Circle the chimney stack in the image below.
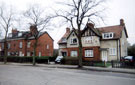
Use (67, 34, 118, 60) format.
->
(120, 19, 125, 26)
(12, 28, 18, 34)
(87, 23, 94, 28)
(66, 27, 70, 33)
(30, 25, 38, 35)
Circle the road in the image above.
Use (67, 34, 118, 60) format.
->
(0, 64, 135, 85)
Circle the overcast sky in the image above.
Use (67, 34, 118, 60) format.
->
(0, 0, 135, 48)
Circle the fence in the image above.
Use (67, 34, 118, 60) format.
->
(111, 60, 135, 68)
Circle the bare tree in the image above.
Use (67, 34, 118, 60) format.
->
(0, 4, 15, 64)
(55, 0, 106, 68)
(23, 4, 52, 66)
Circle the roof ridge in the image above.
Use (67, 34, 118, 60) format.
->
(96, 25, 120, 29)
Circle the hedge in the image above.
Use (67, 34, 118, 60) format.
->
(0, 56, 55, 63)
(61, 57, 79, 65)
(60, 57, 110, 67)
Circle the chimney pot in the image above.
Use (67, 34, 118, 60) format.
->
(30, 25, 38, 35)
(66, 27, 70, 33)
(120, 19, 125, 26)
(12, 28, 18, 33)
(87, 23, 94, 28)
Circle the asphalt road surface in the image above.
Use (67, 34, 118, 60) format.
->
(0, 64, 135, 85)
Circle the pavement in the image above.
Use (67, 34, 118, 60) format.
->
(0, 62, 135, 74)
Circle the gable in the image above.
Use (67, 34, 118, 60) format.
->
(38, 32, 54, 41)
(121, 27, 128, 39)
(82, 28, 99, 37)
(67, 30, 77, 39)
(122, 27, 128, 38)
(81, 25, 101, 37)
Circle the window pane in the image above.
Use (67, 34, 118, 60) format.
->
(85, 50, 93, 57)
(71, 51, 77, 57)
(20, 42, 22, 48)
(109, 48, 116, 55)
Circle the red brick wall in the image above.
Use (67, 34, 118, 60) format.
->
(3, 33, 53, 57)
(7, 39, 26, 56)
(61, 46, 101, 61)
(36, 33, 53, 56)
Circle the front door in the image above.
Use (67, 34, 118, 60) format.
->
(102, 51, 107, 61)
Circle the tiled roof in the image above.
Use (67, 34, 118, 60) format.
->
(58, 31, 70, 44)
(1, 31, 49, 41)
(58, 24, 127, 44)
(97, 25, 126, 39)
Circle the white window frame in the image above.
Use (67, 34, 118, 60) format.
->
(27, 52, 30, 56)
(102, 33, 114, 39)
(85, 37, 93, 43)
(70, 51, 78, 57)
(8, 43, 10, 49)
(70, 38, 77, 44)
(62, 38, 67, 42)
(46, 44, 49, 49)
(7, 52, 10, 56)
(19, 51, 23, 57)
(19, 42, 22, 48)
(39, 52, 41, 57)
(2, 43, 4, 49)
(27, 42, 31, 48)
(8, 33, 12, 38)
(18, 32, 22, 37)
(109, 48, 116, 56)
(85, 50, 94, 57)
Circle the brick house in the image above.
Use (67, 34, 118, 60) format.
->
(0, 25, 54, 57)
(58, 19, 128, 61)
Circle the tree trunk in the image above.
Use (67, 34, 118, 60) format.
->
(33, 39, 38, 66)
(4, 33, 8, 64)
(4, 41, 7, 64)
(78, 35, 83, 68)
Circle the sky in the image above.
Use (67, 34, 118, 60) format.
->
(0, 0, 135, 48)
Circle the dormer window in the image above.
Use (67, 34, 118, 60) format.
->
(61, 38, 67, 42)
(102, 33, 114, 39)
(18, 32, 22, 37)
(8, 33, 12, 38)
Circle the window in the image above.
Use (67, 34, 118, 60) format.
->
(27, 42, 31, 48)
(19, 42, 22, 48)
(61, 38, 66, 42)
(27, 52, 30, 56)
(85, 50, 93, 57)
(39, 52, 41, 57)
(46, 45, 49, 49)
(102, 33, 114, 39)
(85, 37, 93, 43)
(109, 48, 116, 55)
(7, 52, 10, 56)
(72, 33, 75, 36)
(8, 33, 12, 38)
(18, 32, 22, 37)
(1, 43, 4, 49)
(70, 38, 77, 44)
(19, 51, 23, 56)
(8, 43, 10, 49)
(70, 51, 77, 57)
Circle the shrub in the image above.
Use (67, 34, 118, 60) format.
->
(61, 57, 78, 65)
(0, 56, 52, 63)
